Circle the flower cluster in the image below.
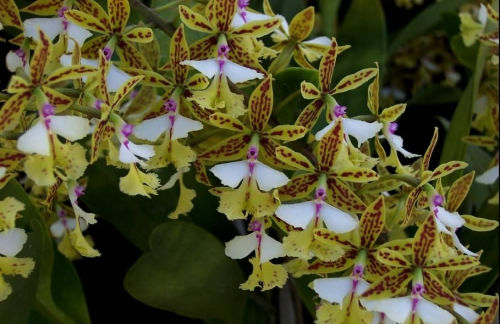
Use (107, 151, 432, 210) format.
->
(0, 0, 498, 323)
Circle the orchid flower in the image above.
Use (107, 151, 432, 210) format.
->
(23, 6, 92, 53)
(16, 101, 90, 187)
(181, 42, 264, 117)
(210, 139, 289, 220)
(0, 29, 97, 133)
(17, 102, 90, 157)
(361, 215, 479, 318)
(296, 38, 375, 130)
(476, 163, 499, 185)
(0, 197, 35, 302)
(315, 104, 383, 146)
(362, 274, 456, 324)
(300, 197, 399, 282)
(381, 121, 420, 159)
(275, 183, 358, 236)
(313, 253, 372, 324)
(263, 4, 332, 71)
(179, 0, 280, 71)
(134, 97, 203, 169)
(198, 75, 307, 171)
(273, 123, 382, 260)
(230, 0, 271, 28)
(64, 0, 154, 69)
(225, 219, 287, 291)
(424, 183, 498, 256)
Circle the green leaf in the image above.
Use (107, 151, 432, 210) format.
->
(333, 0, 387, 116)
(318, 0, 342, 37)
(0, 181, 76, 324)
(82, 161, 235, 251)
(124, 221, 247, 323)
(450, 34, 479, 70)
(292, 276, 316, 316)
(388, 0, 467, 56)
(273, 67, 318, 125)
(50, 251, 90, 324)
(439, 79, 474, 179)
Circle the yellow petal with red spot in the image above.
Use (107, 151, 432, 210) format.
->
(205, 0, 237, 32)
(278, 173, 318, 201)
(376, 248, 411, 268)
(367, 63, 380, 115)
(412, 214, 439, 266)
(326, 178, 366, 213)
(21, 0, 62, 15)
(275, 146, 315, 171)
(421, 127, 439, 173)
(361, 268, 413, 300)
(318, 38, 338, 92)
(359, 196, 385, 248)
(198, 133, 250, 162)
(0, 0, 22, 29)
(209, 112, 247, 132)
(7, 76, 31, 94)
(288, 6, 315, 41)
(116, 39, 151, 69)
(300, 81, 321, 100)
(65, 9, 110, 33)
(318, 120, 343, 172)
(379, 103, 406, 123)
(108, 0, 129, 33)
(330, 68, 377, 95)
(170, 25, 190, 85)
(265, 125, 307, 141)
(429, 161, 468, 181)
(123, 27, 153, 43)
(462, 214, 499, 231)
(422, 270, 456, 307)
(44, 65, 97, 86)
(30, 29, 53, 86)
(295, 98, 325, 129)
(179, 5, 214, 33)
(249, 76, 273, 132)
(330, 167, 379, 183)
(230, 17, 281, 37)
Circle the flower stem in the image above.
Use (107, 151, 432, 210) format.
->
(128, 0, 176, 36)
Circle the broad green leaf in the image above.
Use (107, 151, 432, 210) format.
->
(124, 221, 247, 323)
(388, 0, 467, 56)
(273, 67, 318, 125)
(333, 0, 386, 116)
(82, 161, 235, 251)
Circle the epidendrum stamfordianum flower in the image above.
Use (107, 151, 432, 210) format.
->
(0, 0, 498, 323)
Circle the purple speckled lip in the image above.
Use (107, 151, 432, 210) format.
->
(218, 44, 230, 58)
(103, 47, 112, 61)
(388, 122, 398, 134)
(249, 220, 262, 232)
(74, 185, 86, 199)
(164, 99, 177, 113)
(14, 48, 27, 66)
(432, 194, 444, 207)
(42, 103, 55, 118)
(333, 105, 347, 118)
(121, 123, 134, 138)
(315, 187, 326, 200)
